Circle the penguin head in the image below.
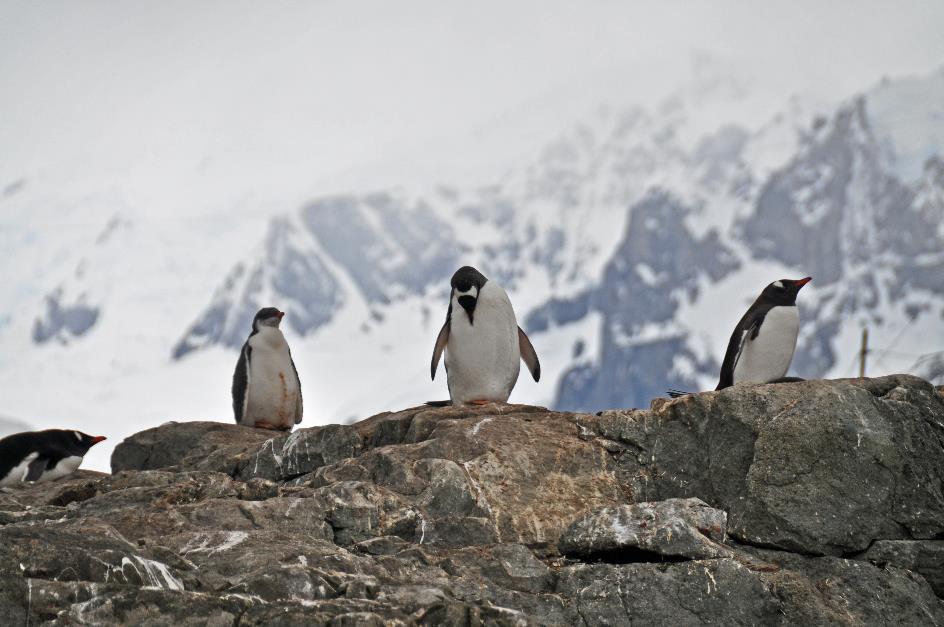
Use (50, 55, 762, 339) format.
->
(58, 430, 106, 455)
(760, 277, 812, 305)
(450, 266, 488, 325)
(252, 307, 285, 331)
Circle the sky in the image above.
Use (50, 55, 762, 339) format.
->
(2, 1, 944, 197)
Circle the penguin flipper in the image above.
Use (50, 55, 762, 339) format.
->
(431, 319, 450, 380)
(233, 343, 252, 424)
(24, 456, 49, 482)
(290, 355, 303, 424)
(518, 326, 541, 382)
(667, 389, 690, 398)
(717, 308, 768, 390)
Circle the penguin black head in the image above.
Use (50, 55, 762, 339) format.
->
(52, 430, 107, 455)
(72, 431, 107, 454)
(759, 277, 812, 306)
(450, 266, 488, 324)
(252, 307, 284, 331)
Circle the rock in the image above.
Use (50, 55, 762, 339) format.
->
(559, 498, 731, 561)
(861, 540, 944, 597)
(556, 558, 781, 625)
(236, 424, 363, 482)
(111, 421, 272, 475)
(595, 375, 944, 555)
(1, 377, 942, 623)
(744, 547, 944, 624)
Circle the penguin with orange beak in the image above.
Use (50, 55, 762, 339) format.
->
(0, 429, 106, 487)
(717, 277, 812, 390)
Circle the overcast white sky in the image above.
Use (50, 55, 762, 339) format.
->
(2, 0, 943, 195)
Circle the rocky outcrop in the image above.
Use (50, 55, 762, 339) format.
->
(1, 375, 943, 625)
(558, 498, 732, 561)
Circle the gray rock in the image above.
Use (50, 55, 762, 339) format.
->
(747, 547, 944, 624)
(595, 375, 944, 555)
(556, 559, 781, 626)
(111, 421, 272, 475)
(236, 423, 363, 481)
(861, 539, 944, 597)
(559, 498, 731, 561)
(4, 378, 944, 623)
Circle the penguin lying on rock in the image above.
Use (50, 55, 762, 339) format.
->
(232, 307, 303, 430)
(0, 429, 106, 487)
(429, 266, 540, 406)
(668, 277, 811, 398)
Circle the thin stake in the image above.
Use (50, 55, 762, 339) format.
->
(859, 327, 869, 378)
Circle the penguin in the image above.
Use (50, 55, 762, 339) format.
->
(430, 266, 540, 405)
(232, 307, 303, 430)
(0, 429, 106, 488)
(716, 277, 812, 390)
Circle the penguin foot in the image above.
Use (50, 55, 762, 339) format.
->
(254, 421, 282, 430)
(425, 400, 452, 407)
(469, 400, 493, 406)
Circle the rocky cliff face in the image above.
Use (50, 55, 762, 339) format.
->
(2, 375, 943, 625)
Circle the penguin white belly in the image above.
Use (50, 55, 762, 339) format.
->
(38, 456, 84, 483)
(446, 286, 520, 404)
(734, 306, 799, 384)
(244, 331, 300, 428)
(0, 452, 38, 487)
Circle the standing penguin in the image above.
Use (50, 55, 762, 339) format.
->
(716, 277, 812, 390)
(0, 429, 106, 487)
(232, 307, 303, 430)
(430, 266, 540, 405)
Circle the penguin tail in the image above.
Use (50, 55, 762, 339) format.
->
(666, 389, 691, 398)
(425, 400, 452, 407)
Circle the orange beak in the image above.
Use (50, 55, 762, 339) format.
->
(794, 277, 812, 288)
(91, 436, 107, 445)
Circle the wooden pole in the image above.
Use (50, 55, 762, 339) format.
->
(859, 327, 868, 378)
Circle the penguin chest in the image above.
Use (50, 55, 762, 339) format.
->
(445, 302, 520, 404)
(245, 335, 299, 427)
(734, 306, 800, 384)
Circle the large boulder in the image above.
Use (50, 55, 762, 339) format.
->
(0, 376, 942, 624)
(595, 375, 944, 555)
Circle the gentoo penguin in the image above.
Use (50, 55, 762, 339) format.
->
(430, 266, 540, 405)
(232, 307, 303, 430)
(0, 429, 106, 488)
(716, 277, 812, 390)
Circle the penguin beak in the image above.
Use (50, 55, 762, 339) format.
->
(91, 436, 107, 445)
(457, 295, 477, 324)
(276, 311, 285, 320)
(794, 277, 812, 288)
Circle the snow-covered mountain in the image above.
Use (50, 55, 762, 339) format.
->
(2, 65, 943, 471)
